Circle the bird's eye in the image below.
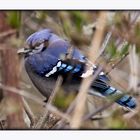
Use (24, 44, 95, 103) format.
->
(32, 44, 46, 53)
(34, 46, 40, 49)
(34, 45, 43, 50)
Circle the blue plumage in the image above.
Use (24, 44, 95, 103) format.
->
(24, 29, 136, 109)
(26, 29, 52, 47)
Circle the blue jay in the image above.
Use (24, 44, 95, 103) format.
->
(18, 29, 136, 109)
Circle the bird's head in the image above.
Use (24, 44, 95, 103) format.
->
(17, 29, 52, 57)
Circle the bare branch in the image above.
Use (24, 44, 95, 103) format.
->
(0, 83, 44, 106)
(83, 102, 114, 121)
(0, 82, 71, 127)
(52, 97, 77, 129)
(22, 97, 35, 126)
(33, 76, 63, 129)
(106, 52, 129, 75)
(45, 104, 71, 122)
(70, 12, 108, 129)
(0, 121, 4, 129)
(129, 45, 139, 92)
(98, 31, 112, 58)
(0, 29, 17, 39)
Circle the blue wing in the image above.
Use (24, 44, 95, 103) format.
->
(26, 29, 136, 109)
(26, 51, 59, 76)
(26, 50, 136, 109)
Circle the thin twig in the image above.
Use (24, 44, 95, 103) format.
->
(98, 31, 112, 58)
(0, 29, 17, 39)
(104, 12, 140, 76)
(106, 52, 129, 75)
(70, 12, 108, 129)
(46, 104, 71, 122)
(22, 97, 35, 126)
(83, 102, 113, 121)
(0, 82, 72, 126)
(0, 83, 45, 106)
(128, 45, 139, 92)
(48, 76, 63, 103)
(0, 121, 4, 129)
(52, 97, 77, 129)
(90, 114, 111, 121)
(33, 76, 63, 129)
(130, 12, 140, 25)
(83, 90, 136, 121)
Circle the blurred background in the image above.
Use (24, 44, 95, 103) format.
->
(0, 11, 140, 129)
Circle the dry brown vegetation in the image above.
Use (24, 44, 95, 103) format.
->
(0, 11, 140, 129)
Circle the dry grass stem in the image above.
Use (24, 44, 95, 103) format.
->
(0, 82, 71, 128)
(0, 121, 4, 129)
(0, 29, 17, 39)
(22, 97, 35, 126)
(83, 102, 114, 121)
(98, 31, 112, 58)
(45, 104, 71, 122)
(106, 52, 129, 75)
(52, 97, 77, 129)
(129, 45, 139, 92)
(33, 76, 63, 129)
(70, 12, 108, 129)
(0, 83, 44, 106)
(130, 12, 140, 25)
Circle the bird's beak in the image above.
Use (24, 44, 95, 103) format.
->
(17, 48, 30, 55)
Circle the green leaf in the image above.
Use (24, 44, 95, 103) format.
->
(53, 89, 76, 111)
(106, 109, 127, 129)
(71, 11, 85, 32)
(119, 43, 129, 57)
(6, 11, 21, 29)
(106, 40, 117, 58)
(135, 23, 140, 37)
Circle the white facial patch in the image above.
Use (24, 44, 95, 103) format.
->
(81, 67, 94, 78)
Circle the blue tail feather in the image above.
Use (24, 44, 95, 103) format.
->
(91, 79, 136, 109)
(102, 87, 136, 109)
